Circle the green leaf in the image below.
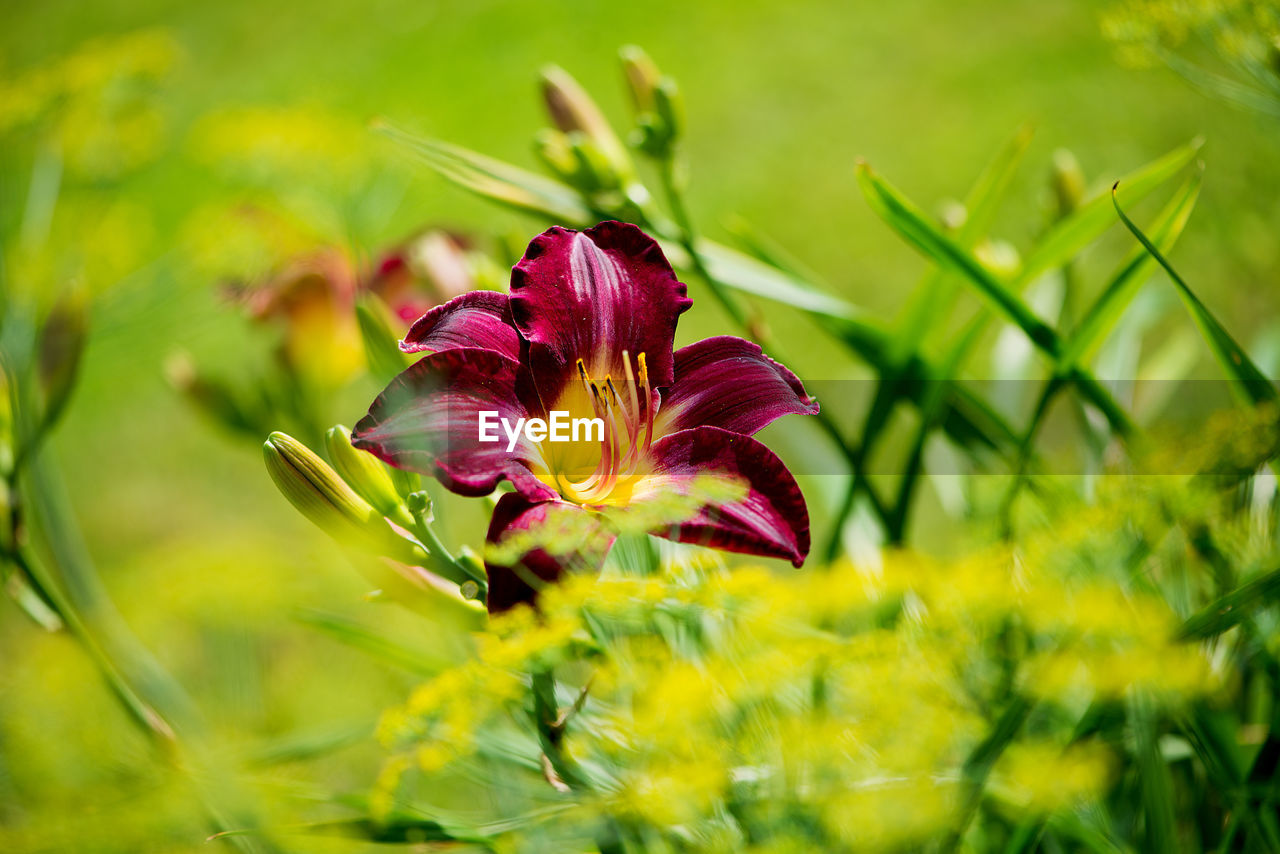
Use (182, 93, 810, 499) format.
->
(2, 568, 63, 631)
(354, 295, 410, 385)
(1112, 186, 1277, 406)
(375, 122, 593, 223)
(1131, 695, 1178, 854)
(244, 719, 372, 767)
(677, 239, 866, 321)
(1016, 139, 1203, 289)
(1178, 564, 1280, 640)
(896, 124, 1035, 352)
(295, 609, 454, 675)
(856, 162, 1139, 437)
(211, 815, 484, 846)
(1060, 170, 1202, 369)
(856, 161, 1060, 355)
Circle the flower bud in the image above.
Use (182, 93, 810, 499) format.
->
(1051, 149, 1086, 220)
(37, 287, 88, 427)
(619, 45, 660, 113)
(325, 424, 411, 527)
(405, 490, 433, 522)
(629, 75, 683, 159)
(264, 431, 425, 564)
(540, 65, 633, 179)
(653, 76, 683, 143)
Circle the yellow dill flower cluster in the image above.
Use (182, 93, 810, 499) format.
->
(0, 28, 180, 178)
(1102, 0, 1280, 75)
(189, 105, 373, 188)
(369, 518, 1220, 850)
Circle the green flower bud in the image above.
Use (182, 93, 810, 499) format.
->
(264, 431, 425, 564)
(1051, 149, 1086, 220)
(540, 65, 633, 179)
(405, 489, 433, 522)
(37, 287, 88, 429)
(653, 76, 683, 143)
(619, 45, 660, 113)
(325, 424, 411, 528)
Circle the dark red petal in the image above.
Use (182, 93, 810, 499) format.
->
(351, 348, 553, 501)
(640, 426, 810, 566)
(509, 221, 691, 397)
(484, 493, 615, 613)
(400, 290, 522, 361)
(656, 336, 819, 437)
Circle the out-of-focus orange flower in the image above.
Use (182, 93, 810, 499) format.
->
(241, 230, 480, 386)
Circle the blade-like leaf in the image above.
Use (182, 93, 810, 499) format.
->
(1016, 139, 1203, 288)
(355, 295, 410, 384)
(375, 122, 593, 223)
(295, 609, 454, 675)
(677, 239, 866, 320)
(858, 162, 1141, 437)
(857, 161, 1060, 355)
(1112, 185, 1277, 405)
(1178, 564, 1280, 640)
(897, 124, 1035, 356)
(244, 720, 372, 767)
(1060, 171, 1202, 369)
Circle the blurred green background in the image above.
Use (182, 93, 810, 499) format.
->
(2, 0, 1277, 849)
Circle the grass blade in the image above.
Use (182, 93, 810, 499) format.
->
(1112, 186, 1276, 405)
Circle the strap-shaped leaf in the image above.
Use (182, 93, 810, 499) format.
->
(1059, 171, 1202, 369)
(1112, 186, 1277, 405)
(897, 124, 1035, 355)
(376, 122, 593, 223)
(1015, 139, 1203, 289)
(857, 161, 1060, 355)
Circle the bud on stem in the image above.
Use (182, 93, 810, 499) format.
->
(540, 65, 634, 181)
(264, 431, 425, 565)
(325, 425, 413, 529)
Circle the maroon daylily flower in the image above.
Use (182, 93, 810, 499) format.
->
(352, 221, 818, 611)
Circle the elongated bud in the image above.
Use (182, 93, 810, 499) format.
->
(620, 45, 660, 113)
(264, 431, 425, 564)
(540, 65, 633, 178)
(1051, 149, 1085, 220)
(653, 77, 683, 142)
(37, 288, 88, 428)
(325, 424, 411, 527)
(629, 69, 683, 159)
